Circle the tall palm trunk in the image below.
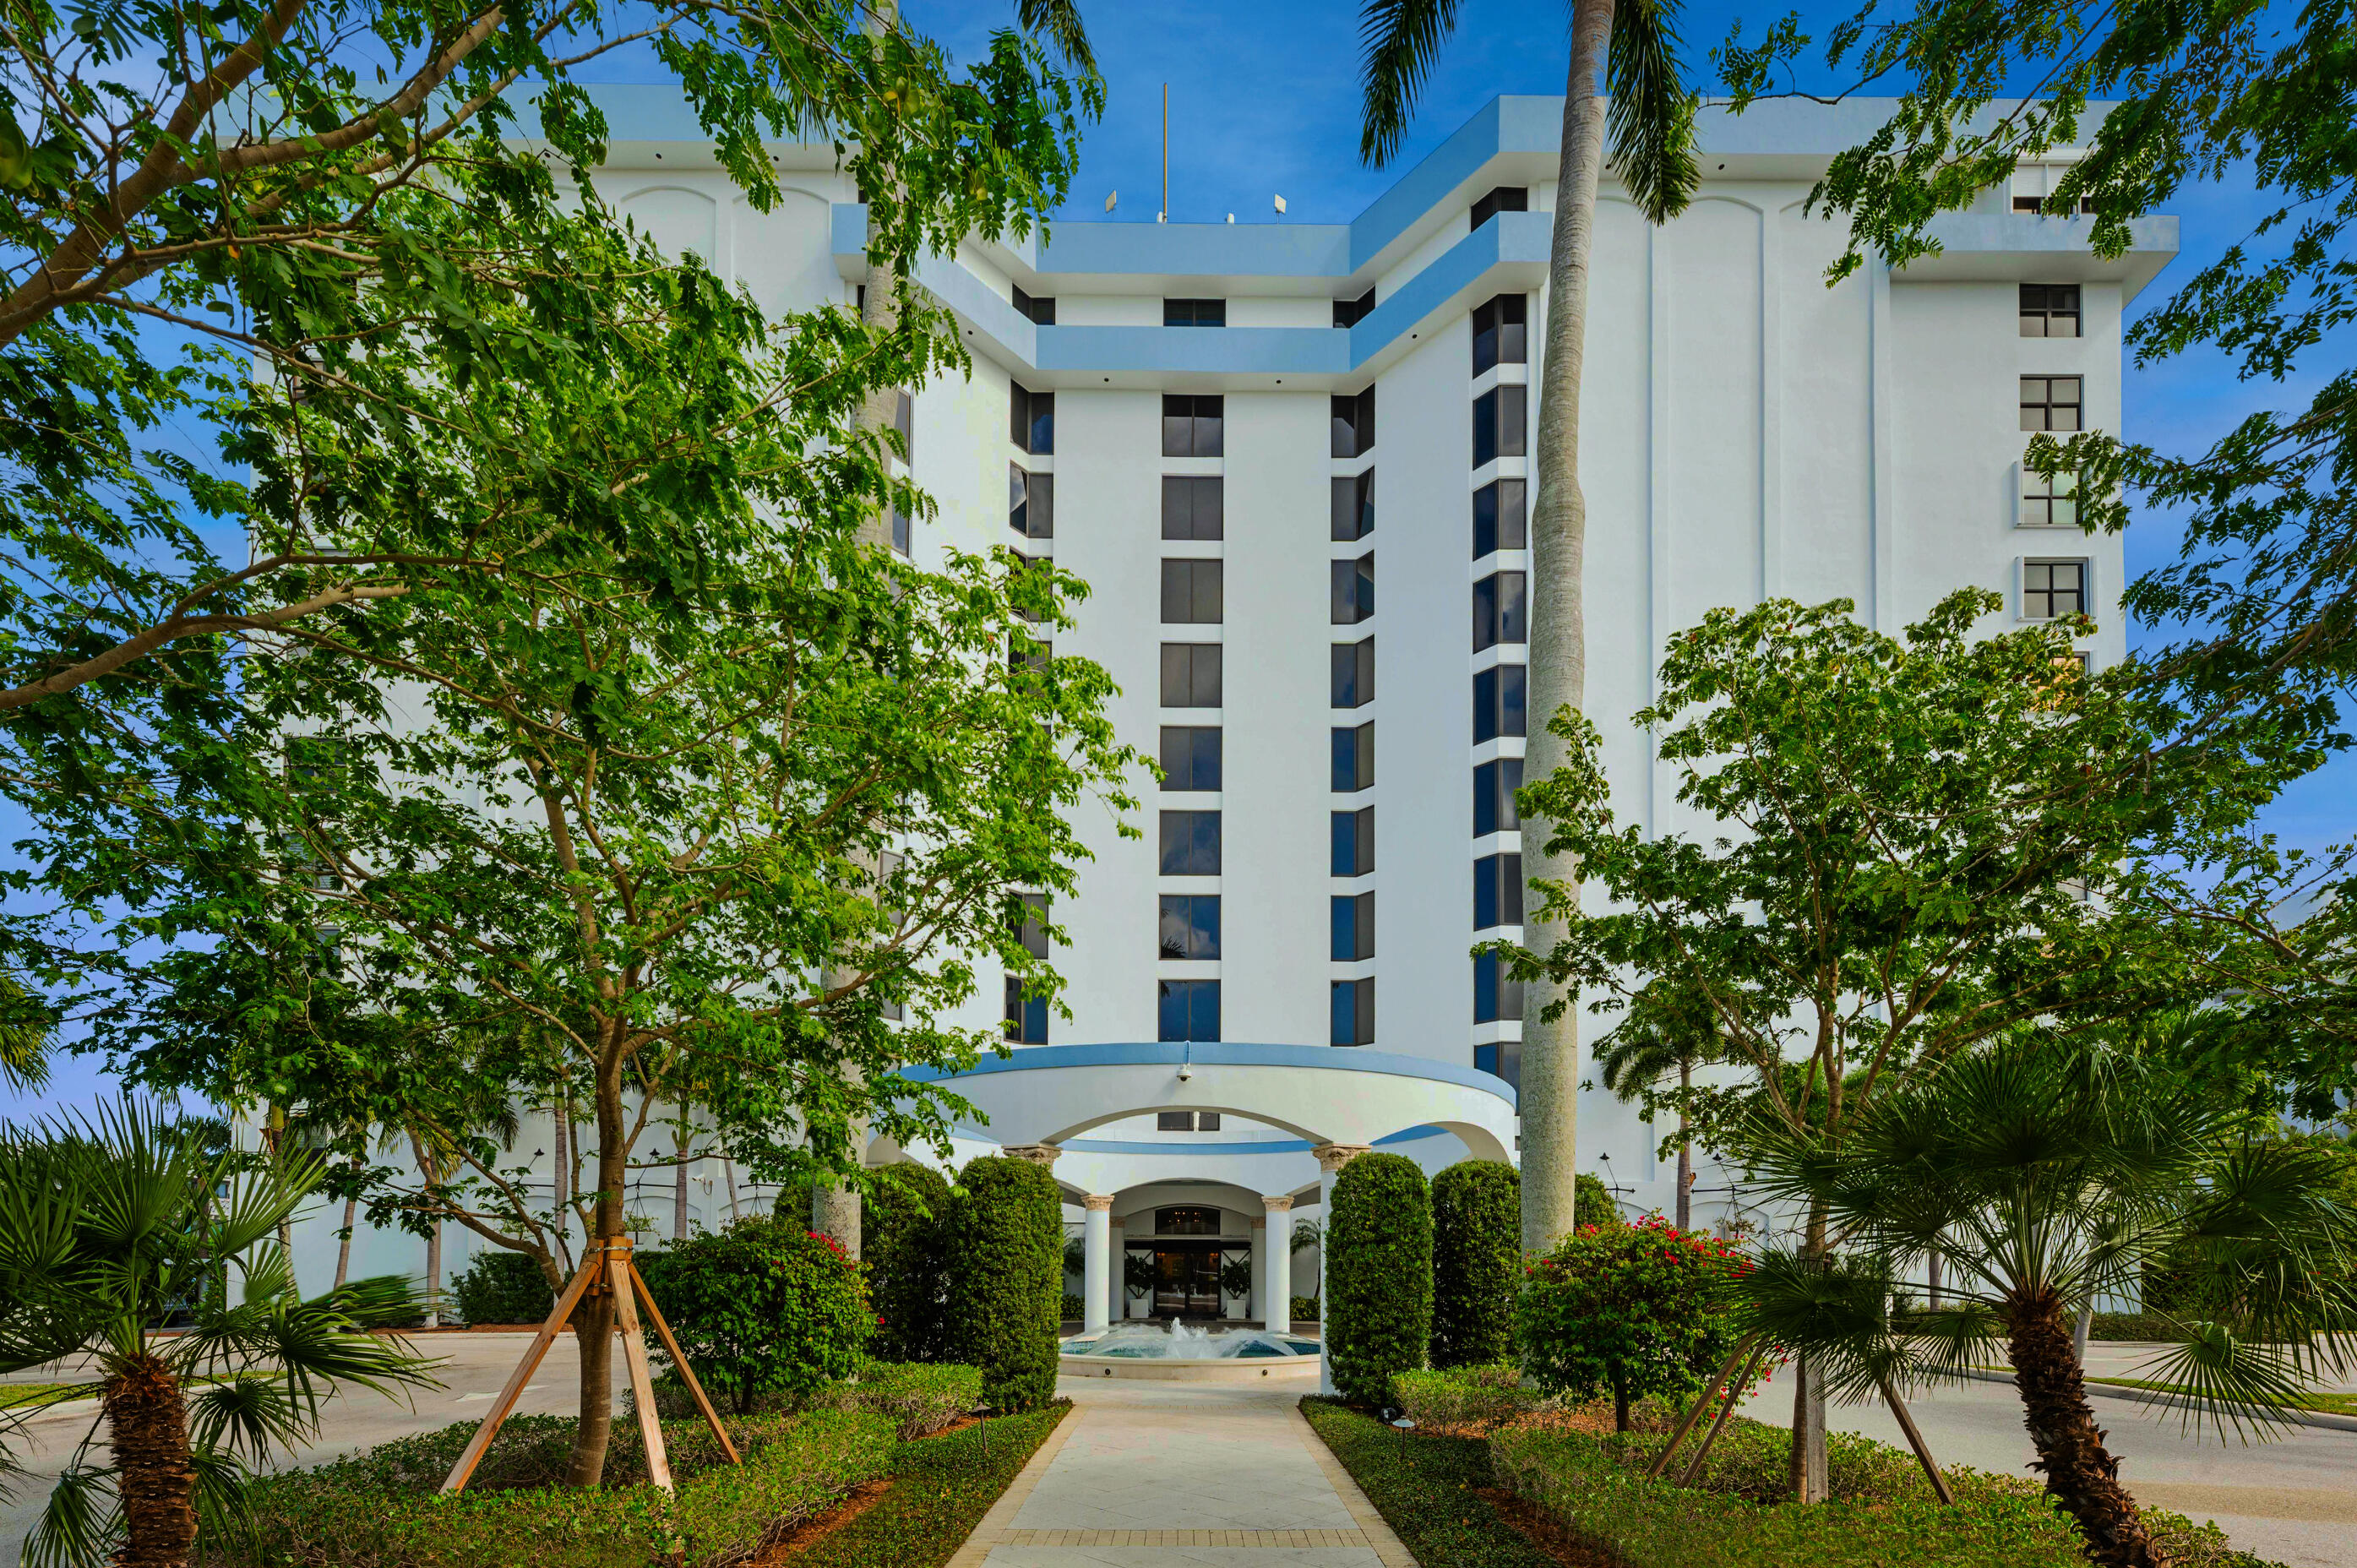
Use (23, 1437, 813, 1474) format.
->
(1521, 0, 1614, 1255)
(333, 1187, 357, 1292)
(413, 1135, 444, 1329)
(1674, 1059, 1692, 1230)
(2009, 1284, 2161, 1567)
(106, 1352, 198, 1568)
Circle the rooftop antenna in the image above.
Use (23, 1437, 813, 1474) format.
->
(1159, 83, 1168, 223)
(1105, 189, 1117, 212)
(1273, 193, 1287, 216)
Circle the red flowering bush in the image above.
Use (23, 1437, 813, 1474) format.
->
(639, 1214, 871, 1413)
(1516, 1217, 1749, 1431)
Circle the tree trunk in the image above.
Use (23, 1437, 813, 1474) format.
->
(722, 1156, 740, 1223)
(2074, 1294, 2095, 1364)
(1790, 1204, 1831, 1500)
(1613, 1373, 1630, 1434)
(334, 1190, 357, 1292)
(264, 1103, 293, 1260)
(553, 1089, 574, 1269)
(565, 1063, 629, 1488)
(106, 1353, 198, 1568)
(424, 1217, 443, 1329)
(1519, 0, 1613, 1257)
(673, 1112, 689, 1243)
(1928, 1247, 1943, 1309)
(2009, 1285, 2163, 1567)
(1674, 1061, 1692, 1231)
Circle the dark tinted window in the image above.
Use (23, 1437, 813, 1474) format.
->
(1157, 979, 1220, 1042)
(1331, 892, 1374, 961)
(1472, 294, 1527, 374)
(1160, 643, 1222, 707)
(1469, 186, 1528, 229)
(1473, 385, 1527, 467)
(1010, 891, 1049, 958)
(1474, 1039, 1521, 1086)
(1473, 758, 1524, 837)
(2021, 283, 2080, 338)
(1010, 465, 1053, 539)
(1159, 893, 1221, 959)
(1473, 951, 1523, 1023)
(2024, 558, 2089, 619)
(1164, 297, 1227, 326)
(1331, 722, 1374, 792)
(1472, 478, 1526, 558)
(1013, 285, 1056, 324)
(1161, 558, 1223, 623)
(1473, 664, 1527, 743)
(1331, 638, 1374, 708)
(1472, 572, 1527, 651)
(1162, 476, 1224, 541)
(1331, 976, 1374, 1046)
(1331, 471, 1374, 541)
(1159, 726, 1222, 790)
(1004, 977, 1048, 1043)
(1159, 810, 1222, 874)
(1331, 807, 1374, 876)
(1332, 553, 1375, 625)
(1010, 384, 1053, 454)
(1473, 852, 1524, 929)
(1331, 388, 1375, 458)
(1333, 287, 1376, 328)
(1162, 395, 1225, 457)
(1157, 1204, 1222, 1233)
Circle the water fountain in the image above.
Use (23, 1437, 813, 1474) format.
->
(1059, 1320, 1323, 1381)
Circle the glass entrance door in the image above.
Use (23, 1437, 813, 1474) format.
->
(1152, 1246, 1222, 1318)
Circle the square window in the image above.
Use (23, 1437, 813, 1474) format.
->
(1334, 288, 1375, 328)
(1331, 471, 1374, 541)
(1472, 294, 1527, 374)
(1162, 476, 1224, 541)
(1159, 810, 1222, 875)
(1157, 977, 1220, 1041)
(1473, 385, 1527, 467)
(2020, 283, 2081, 339)
(1160, 643, 1222, 707)
(1473, 852, 1524, 929)
(1331, 638, 1375, 709)
(1330, 891, 1374, 962)
(1164, 297, 1227, 327)
(1473, 951, 1523, 1024)
(2023, 558, 2088, 619)
(1331, 388, 1375, 458)
(1331, 807, 1374, 877)
(1474, 757, 1523, 837)
(1010, 384, 1053, 455)
(1330, 976, 1375, 1046)
(1159, 726, 1222, 791)
(1331, 721, 1374, 792)
(1159, 893, 1222, 960)
(1472, 478, 1526, 559)
(1331, 553, 1375, 624)
(1470, 185, 1528, 229)
(1472, 572, 1527, 651)
(1162, 394, 1225, 457)
(1004, 977, 1048, 1043)
(1473, 664, 1527, 743)
(1010, 465, 1053, 539)
(2021, 375, 2083, 433)
(2021, 460, 2079, 529)
(1160, 558, 1224, 623)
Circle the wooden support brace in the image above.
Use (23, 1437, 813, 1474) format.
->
(1679, 1340, 1770, 1488)
(630, 1260, 740, 1466)
(607, 1239, 675, 1492)
(441, 1251, 600, 1494)
(1875, 1371, 1956, 1505)
(1649, 1336, 1758, 1479)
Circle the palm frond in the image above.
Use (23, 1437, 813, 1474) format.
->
(1015, 0, 1097, 76)
(0, 973, 52, 1092)
(1606, 0, 1701, 222)
(188, 1443, 258, 1565)
(1357, 0, 1462, 168)
(2137, 1321, 2320, 1441)
(22, 1461, 119, 1568)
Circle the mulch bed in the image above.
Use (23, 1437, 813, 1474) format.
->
(753, 1478, 895, 1564)
(1475, 1484, 1619, 1568)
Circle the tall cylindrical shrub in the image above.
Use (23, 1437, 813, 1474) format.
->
(864, 1162, 955, 1362)
(1429, 1159, 1519, 1368)
(945, 1156, 1061, 1413)
(1325, 1151, 1432, 1406)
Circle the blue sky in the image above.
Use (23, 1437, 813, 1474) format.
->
(10, 0, 2348, 1117)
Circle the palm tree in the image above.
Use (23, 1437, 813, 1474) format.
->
(1730, 1034, 2357, 1568)
(0, 1100, 433, 1568)
(1594, 997, 1722, 1229)
(1357, 0, 1701, 1255)
(0, 970, 52, 1092)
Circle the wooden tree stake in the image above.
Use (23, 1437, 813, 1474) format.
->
(1678, 1340, 1769, 1487)
(1875, 1370, 1956, 1505)
(441, 1252, 600, 1494)
(630, 1260, 740, 1464)
(607, 1238, 674, 1491)
(1648, 1335, 1758, 1478)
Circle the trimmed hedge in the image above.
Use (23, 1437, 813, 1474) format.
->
(865, 1162, 955, 1362)
(1326, 1151, 1432, 1407)
(209, 1409, 894, 1568)
(446, 1252, 554, 1327)
(638, 1216, 869, 1413)
(945, 1156, 1062, 1413)
(781, 1402, 1071, 1568)
(1429, 1160, 1519, 1369)
(1290, 1295, 1319, 1322)
(820, 1361, 983, 1440)
(1391, 1364, 1537, 1434)
(1575, 1170, 1616, 1229)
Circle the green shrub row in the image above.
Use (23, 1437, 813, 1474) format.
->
(1391, 1364, 1537, 1434)
(639, 1216, 869, 1414)
(783, 1402, 1071, 1568)
(210, 1409, 895, 1568)
(1298, 1399, 1554, 1568)
(1289, 1295, 1319, 1321)
(445, 1252, 555, 1327)
(819, 1362, 983, 1440)
(1326, 1152, 1433, 1406)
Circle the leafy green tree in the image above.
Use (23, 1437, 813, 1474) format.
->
(1518, 1216, 1745, 1432)
(639, 1216, 869, 1415)
(0, 1101, 433, 1568)
(1325, 1151, 1433, 1405)
(1510, 587, 2316, 1495)
(1729, 1032, 2357, 1568)
(1429, 1159, 1520, 1368)
(1355, 0, 1701, 1255)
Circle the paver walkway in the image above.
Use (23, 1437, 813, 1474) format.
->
(950, 1372, 1416, 1568)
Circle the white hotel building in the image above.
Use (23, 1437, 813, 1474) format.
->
(302, 90, 2175, 1331)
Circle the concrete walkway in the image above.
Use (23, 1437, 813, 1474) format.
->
(950, 1371, 1414, 1568)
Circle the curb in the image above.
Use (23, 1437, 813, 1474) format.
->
(1957, 1369, 2357, 1433)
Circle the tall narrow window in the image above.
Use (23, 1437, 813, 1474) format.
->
(1159, 893, 1222, 959)
(1331, 807, 1374, 876)
(1331, 722, 1374, 792)
(1159, 810, 1222, 874)
(1162, 395, 1225, 457)
(1333, 287, 1375, 328)
(1158, 978, 1220, 1041)
(2020, 284, 2081, 338)
(1473, 758, 1523, 837)
(1010, 384, 1053, 454)
(1474, 1040, 1520, 1085)
(1331, 638, 1375, 709)
(2021, 376, 2082, 432)
(1163, 297, 1227, 327)
(1473, 664, 1527, 743)
(2023, 559, 2089, 619)
(1160, 644, 1222, 707)
(1009, 465, 1053, 539)
(1004, 978, 1048, 1043)
(1473, 386, 1527, 467)
(1331, 892, 1374, 961)
(891, 503, 911, 557)
(1331, 553, 1375, 625)
(1470, 186, 1528, 229)
(1472, 478, 1527, 559)
(1159, 726, 1222, 791)
(890, 390, 914, 468)
(1331, 388, 1375, 458)
(1472, 572, 1527, 651)
(1471, 294, 1527, 374)
(1330, 977, 1375, 1046)
(1472, 952, 1523, 1023)
(1331, 471, 1374, 541)
(1162, 476, 1224, 541)
(1473, 852, 1524, 929)
(1013, 285, 1056, 324)
(1160, 559, 1223, 623)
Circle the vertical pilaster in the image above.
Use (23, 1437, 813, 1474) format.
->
(1082, 1195, 1113, 1333)
(1260, 1193, 1293, 1327)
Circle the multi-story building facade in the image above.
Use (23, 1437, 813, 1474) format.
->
(297, 90, 2175, 1337)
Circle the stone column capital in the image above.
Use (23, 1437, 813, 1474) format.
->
(1262, 1193, 1294, 1213)
(1083, 1193, 1115, 1211)
(1312, 1142, 1372, 1174)
(1250, 1216, 1265, 1230)
(1002, 1143, 1062, 1167)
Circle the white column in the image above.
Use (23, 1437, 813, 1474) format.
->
(1260, 1195, 1293, 1327)
(1248, 1217, 1267, 1326)
(1312, 1145, 1369, 1395)
(1082, 1195, 1113, 1333)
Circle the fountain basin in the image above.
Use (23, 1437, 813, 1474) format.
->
(1059, 1322, 1323, 1381)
